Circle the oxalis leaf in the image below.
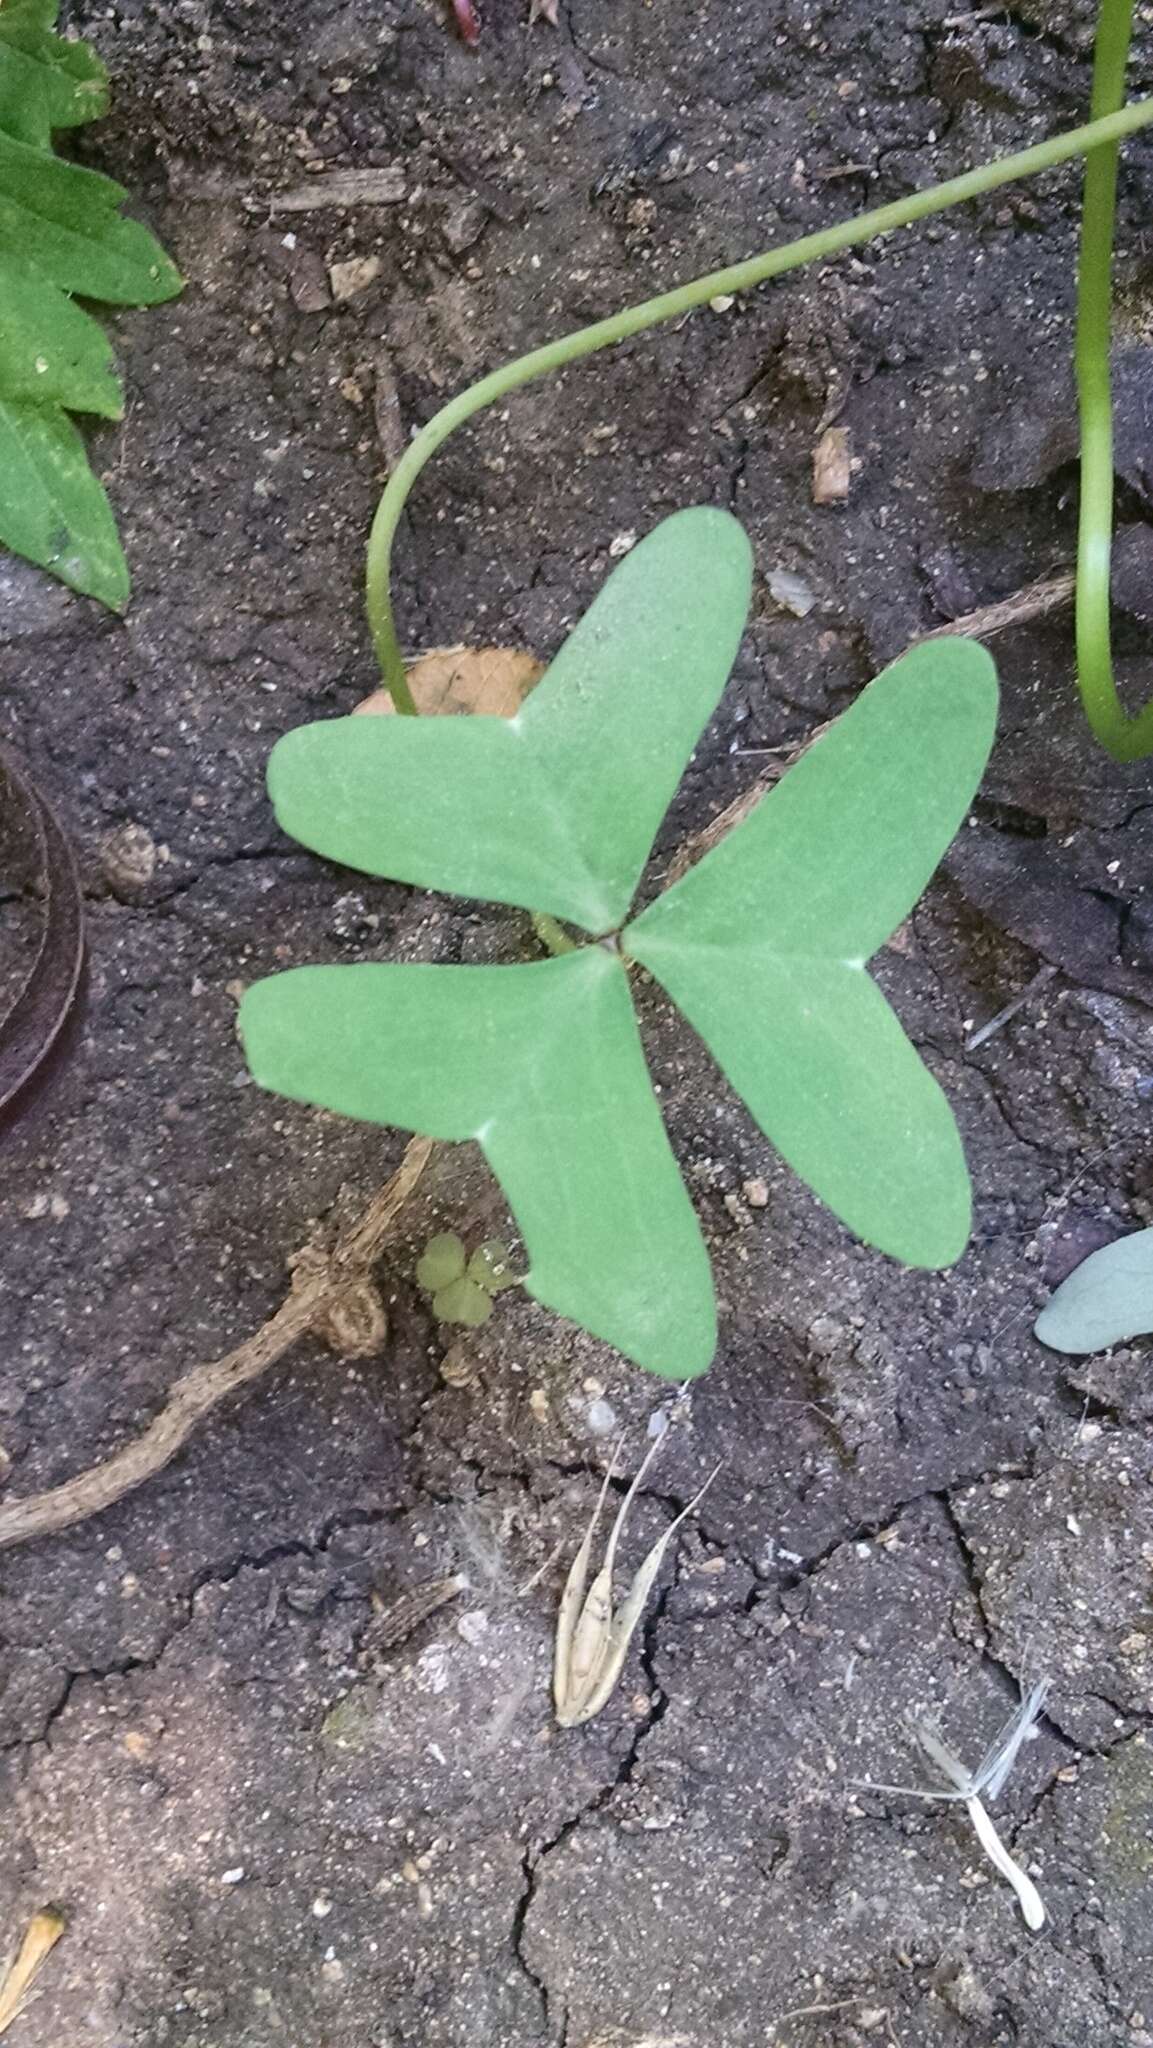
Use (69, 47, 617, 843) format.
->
(1034, 1230, 1153, 1353)
(242, 508, 999, 1379)
(0, 0, 181, 608)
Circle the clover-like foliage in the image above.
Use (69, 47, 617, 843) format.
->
(241, 509, 998, 1378)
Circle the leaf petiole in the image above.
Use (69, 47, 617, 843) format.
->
(365, 97, 1153, 709)
(1073, 0, 1153, 759)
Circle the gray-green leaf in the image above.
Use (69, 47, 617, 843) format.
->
(1034, 1229, 1153, 1353)
(242, 514, 998, 1375)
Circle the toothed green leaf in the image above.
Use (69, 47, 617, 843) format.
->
(0, 0, 108, 147)
(0, 1, 181, 608)
(0, 399, 128, 607)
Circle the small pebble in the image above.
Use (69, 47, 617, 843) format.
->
(329, 255, 381, 301)
(587, 1398, 617, 1436)
(220, 1868, 245, 1885)
(100, 821, 158, 899)
(767, 567, 817, 617)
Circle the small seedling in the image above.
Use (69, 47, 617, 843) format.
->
(415, 1231, 516, 1327)
(861, 1681, 1051, 1929)
(553, 1431, 719, 1728)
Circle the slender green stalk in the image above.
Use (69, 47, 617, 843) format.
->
(367, 97, 1153, 712)
(1075, 0, 1153, 758)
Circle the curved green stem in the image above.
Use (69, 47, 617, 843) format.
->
(1074, 0, 1153, 759)
(367, 97, 1153, 712)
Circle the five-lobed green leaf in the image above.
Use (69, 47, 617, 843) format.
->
(242, 509, 999, 1379)
(0, 0, 181, 608)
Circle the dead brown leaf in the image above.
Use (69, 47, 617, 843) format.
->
(0, 1910, 66, 2036)
(354, 646, 544, 718)
(812, 424, 851, 504)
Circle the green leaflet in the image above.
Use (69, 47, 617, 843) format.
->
(627, 639, 998, 1266)
(0, 1, 180, 607)
(268, 508, 754, 930)
(243, 510, 999, 1378)
(242, 950, 716, 1377)
(1034, 1228, 1153, 1353)
(0, 400, 128, 608)
(0, 0, 107, 146)
(0, 248, 120, 416)
(0, 132, 180, 304)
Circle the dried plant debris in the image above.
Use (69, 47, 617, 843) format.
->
(359, 1575, 465, 1662)
(812, 424, 852, 504)
(268, 167, 405, 211)
(861, 1681, 1050, 1928)
(354, 645, 544, 719)
(0, 1908, 65, 2036)
(554, 1432, 718, 1728)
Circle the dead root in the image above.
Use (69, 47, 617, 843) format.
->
(0, 1137, 434, 1554)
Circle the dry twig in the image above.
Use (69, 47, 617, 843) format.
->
(920, 571, 1074, 643)
(0, 1138, 433, 1554)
